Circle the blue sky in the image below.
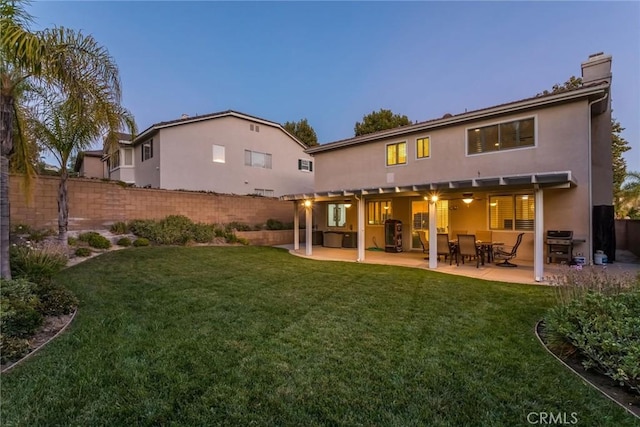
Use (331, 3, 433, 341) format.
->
(30, 1, 640, 169)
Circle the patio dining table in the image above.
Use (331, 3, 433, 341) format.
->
(449, 240, 504, 264)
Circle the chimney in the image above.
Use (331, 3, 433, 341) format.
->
(181, 113, 190, 119)
(581, 52, 612, 85)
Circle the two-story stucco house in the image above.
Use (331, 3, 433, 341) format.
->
(285, 53, 615, 282)
(76, 111, 315, 197)
(126, 110, 314, 197)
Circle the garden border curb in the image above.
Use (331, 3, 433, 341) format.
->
(534, 320, 639, 420)
(1, 308, 77, 374)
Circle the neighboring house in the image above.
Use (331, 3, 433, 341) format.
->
(284, 53, 614, 282)
(74, 132, 133, 181)
(73, 150, 104, 179)
(99, 111, 314, 197)
(105, 132, 135, 184)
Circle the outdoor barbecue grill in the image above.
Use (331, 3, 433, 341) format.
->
(546, 230, 575, 264)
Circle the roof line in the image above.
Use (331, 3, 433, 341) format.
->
(306, 82, 609, 154)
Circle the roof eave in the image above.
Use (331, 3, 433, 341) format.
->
(306, 83, 610, 154)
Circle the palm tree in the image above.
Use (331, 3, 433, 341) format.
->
(26, 90, 135, 245)
(1, 0, 133, 278)
(619, 171, 640, 219)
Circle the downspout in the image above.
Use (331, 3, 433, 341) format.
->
(587, 92, 608, 265)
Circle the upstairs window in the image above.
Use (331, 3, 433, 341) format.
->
(244, 150, 272, 169)
(123, 148, 133, 166)
(298, 159, 313, 172)
(254, 188, 274, 197)
(467, 117, 535, 155)
(386, 141, 407, 166)
(142, 139, 153, 161)
(212, 145, 225, 163)
(416, 136, 430, 159)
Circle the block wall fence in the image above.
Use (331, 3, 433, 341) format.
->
(9, 175, 295, 232)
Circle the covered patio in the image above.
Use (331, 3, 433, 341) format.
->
(281, 245, 640, 286)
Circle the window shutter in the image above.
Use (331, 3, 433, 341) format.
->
(298, 159, 302, 170)
(309, 161, 313, 172)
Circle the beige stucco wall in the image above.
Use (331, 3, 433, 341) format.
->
(150, 116, 314, 196)
(134, 133, 161, 188)
(79, 156, 104, 179)
(312, 103, 590, 192)
(309, 100, 602, 262)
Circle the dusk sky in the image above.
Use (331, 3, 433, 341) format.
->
(30, 1, 640, 170)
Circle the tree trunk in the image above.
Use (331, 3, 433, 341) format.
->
(1, 92, 15, 279)
(57, 169, 69, 247)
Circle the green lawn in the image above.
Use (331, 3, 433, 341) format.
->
(2, 246, 637, 426)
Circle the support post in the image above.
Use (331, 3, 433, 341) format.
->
(293, 201, 300, 251)
(428, 198, 438, 269)
(305, 201, 313, 256)
(357, 196, 365, 262)
(534, 187, 544, 282)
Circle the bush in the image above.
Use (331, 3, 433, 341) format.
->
(27, 228, 54, 243)
(150, 216, 191, 245)
(78, 231, 100, 242)
(117, 237, 132, 247)
(545, 273, 640, 394)
(191, 223, 215, 243)
(79, 232, 111, 249)
(67, 236, 78, 246)
(0, 279, 43, 339)
(34, 282, 78, 316)
(214, 226, 226, 238)
(74, 247, 92, 257)
(127, 219, 159, 240)
(11, 224, 32, 235)
(0, 335, 30, 364)
(133, 238, 150, 247)
(265, 219, 284, 230)
(10, 244, 68, 285)
(109, 221, 128, 234)
(225, 221, 252, 232)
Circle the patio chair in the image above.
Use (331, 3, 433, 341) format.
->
(436, 233, 454, 264)
(494, 233, 525, 267)
(417, 231, 429, 258)
(456, 234, 484, 268)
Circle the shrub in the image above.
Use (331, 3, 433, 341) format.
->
(27, 228, 54, 243)
(191, 223, 215, 243)
(225, 221, 252, 232)
(545, 290, 640, 395)
(75, 247, 92, 257)
(0, 335, 30, 364)
(117, 237, 132, 247)
(153, 215, 193, 245)
(78, 231, 100, 242)
(0, 279, 43, 339)
(133, 238, 150, 247)
(109, 221, 128, 234)
(67, 236, 78, 246)
(127, 219, 159, 240)
(34, 282, 78, 316)
(10, 244, 68, 285)
(78, 231, 113, 248)
(265, 219, 284, 230)
(214, 226, 226, 238)
(11, 224, 32, 235)
(236, 237, 250, 245)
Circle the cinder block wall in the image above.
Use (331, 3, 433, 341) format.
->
(10, 175, 294, 231)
